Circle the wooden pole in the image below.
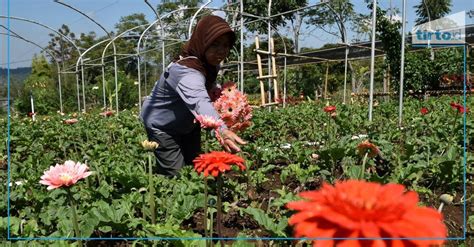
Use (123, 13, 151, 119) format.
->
(255, 36, 266, 105)
(271, 38, 279, 100)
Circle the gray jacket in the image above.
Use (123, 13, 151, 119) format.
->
(140, 62, 224, 135)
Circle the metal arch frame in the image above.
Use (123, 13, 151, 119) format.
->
(136, 8, 192, 111)
(54, 0, 119, 114)
(187, 0, 212, 38)
(101, 24, 150, 111)
(143, 0, 161, 95)
(0, 15, 83, 112)
(135, 5, 266, 110)
(368, 0, 377, 122)
(0, 30, 64, 113)
(75, 38, 111, 113)
(398, 0, 407, 126)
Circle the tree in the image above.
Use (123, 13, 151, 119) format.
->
(364, 3, 402, 91)
(238, 0, 307, 53)
(46, 24, 77, 66)
(414, 0, 452, 25)
(46, 24, 81, 112)
(154, 1, 211, 62)
(15, 55, 58, 114)
(305, 0, 356, 92)
(305, 0, 354, 46)
(115, 13, 149, 35)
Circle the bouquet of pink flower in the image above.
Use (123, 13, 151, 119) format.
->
(212, 81, 252, 132)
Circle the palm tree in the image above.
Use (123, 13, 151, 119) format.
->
(414, 0, 452, 25)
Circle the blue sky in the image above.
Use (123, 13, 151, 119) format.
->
(1, 0, 473, 68)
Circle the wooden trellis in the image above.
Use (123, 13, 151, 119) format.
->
(255, 36, 279, 106)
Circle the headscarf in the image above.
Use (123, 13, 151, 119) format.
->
(177, 15, 236, 89)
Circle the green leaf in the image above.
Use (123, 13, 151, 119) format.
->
(242, 207, 287, 237)
(99, 225, 112, 233)
(346, 165, 362, 179)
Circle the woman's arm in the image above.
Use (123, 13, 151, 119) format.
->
(175, 70, 246, 153)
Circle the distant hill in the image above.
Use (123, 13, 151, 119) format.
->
(0, 67, 31, 85)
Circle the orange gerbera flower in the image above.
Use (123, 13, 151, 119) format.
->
(286, 180, 446, 247)
(357, 140, 380, 158)
(193, 151, 245, 177)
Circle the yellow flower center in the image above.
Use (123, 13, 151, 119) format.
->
(59, 173, 73, 183)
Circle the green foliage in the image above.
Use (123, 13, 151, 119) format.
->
(15, 55, 58, 114)
(240, 0, 308, 34)
(241, 207, 287, 237)
(1, 95, 471, 243)
(371, 4, 402, 87)
(414, 0, 452, 25)
(305, 0, 355, 43)
(404, 47, 463, 90)
(93, 69, 138, 109)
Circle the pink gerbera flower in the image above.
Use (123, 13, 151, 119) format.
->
(213, 81, 252, 132)
(39, 160, 92, 190)
(195, 114, 224, 130)
(64, 118, 78, 125)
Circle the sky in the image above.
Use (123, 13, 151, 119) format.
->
(1, 0, 473, 69)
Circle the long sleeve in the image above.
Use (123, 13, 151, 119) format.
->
(140, 63, 227, 135)
(175, 69, 227, 131)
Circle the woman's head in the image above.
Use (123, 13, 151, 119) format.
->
(183, 15, 235, 63)
(205, 32, 233, 66)
(178, 15, 235, 86)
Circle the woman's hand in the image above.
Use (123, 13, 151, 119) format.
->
(220, 129, 246, 153)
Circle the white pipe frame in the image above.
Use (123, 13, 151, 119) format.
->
(136, 6, 271, 110)
(0, 15, 83, 112)
(75, 39, 111, 112)
(54, 0, 119, 113)
(101, 24, 150, 111)
(0, 31, 64, 113)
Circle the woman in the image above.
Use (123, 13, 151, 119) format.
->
(140, 15, 246, 176)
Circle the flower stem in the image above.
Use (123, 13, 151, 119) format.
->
(216, 175, 224, 247)
(210, 208, 214, 247)
(360, 152, 368, 180)
(67, 189, 83, 247)
(148, 154, 156, 225)
(204, 177, 209, 247)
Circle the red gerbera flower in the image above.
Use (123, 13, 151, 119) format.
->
(420, 107, 429, 115)
(357, 140, 380, 158)
(99, 110, 114, 117)
(323, 106, 336, 113)
(450, 102, 469, 114)
(193, 151, 245, 177)
(286, 180, 447, 247)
